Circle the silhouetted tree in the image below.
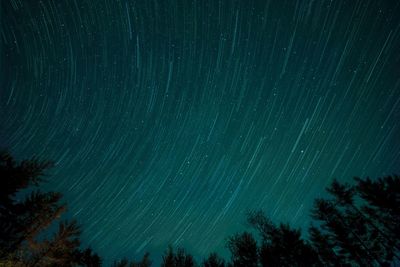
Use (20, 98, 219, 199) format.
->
(0, 151, 56, 256)
(0, 151, 101, 266)
(355, 176, 400, 242)
(112, 252, 152, 267)
(227, 232, 258, 267)
(263, 224, 320, 267)
(161, 246, 195, 267)
(162, 246, 175, 267)
(309, 225, 347, 267)
(28, 220, 81, 266)
(202, 252, 225, 267)
(113, 259, 131, 267)
(328, 178, 398, 255)
(310, 176, 400, 266)
(228, 175, 400, 266)
(74, 248, 102, 267)
(247, 211, 320, 267)
(3, 150, 399, 266)
(311, 198, 372, 265)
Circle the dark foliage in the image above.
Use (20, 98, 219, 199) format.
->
(161, 246, 195, 267)
(310, 176, 400, 266)
(240, 211, 320, 267)
(202, 253, 225, 267)
(74, 248, 102, 267)
(112, 252, 151, 267)
(227, 232, 258, 267)
(226, 175, 400, 267)
(0, 151, 101, 266)
(2, 151, 399, 267)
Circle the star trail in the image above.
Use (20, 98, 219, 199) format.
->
(1, 0, 400, 264)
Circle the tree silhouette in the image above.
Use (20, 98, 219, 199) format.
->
(227, 176, 400, 267)
(310, 176, 400, 266)
(161, 246, 196, 267)
(0, 151, 55, 256)
(246, 211, 320, 267)
(202, 252, 225, 267)
(309, 225, 347, 266)
(311, 198, 373, 265)
(2, 150, 399, 266)
(355, 176, 400, 242)
(227, 232, 258, 267)
(28, 220, 81, 266)
(74, 248, 102, 267)
(0, 151, 100, 266)
(112, 252, 152, 267)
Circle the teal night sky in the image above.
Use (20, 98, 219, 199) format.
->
(1, 0, 400, 264)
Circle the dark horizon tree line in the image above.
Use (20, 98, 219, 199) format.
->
(0, 151, 399, 266)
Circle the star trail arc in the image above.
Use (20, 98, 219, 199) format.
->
(1, 0, 400, 264)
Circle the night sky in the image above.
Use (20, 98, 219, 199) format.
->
(1, 0, 400, 264)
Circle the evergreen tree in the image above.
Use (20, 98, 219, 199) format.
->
(247, 211, 320, 267)
(355, 176, 400, 243)
(112, 252, 151, 267)
(3, 150, 399, 266)
(310, 176, 400, 266)
(229, 176, 400, 266)
(0, 151, 55, 256)
(311, 198, 373, 266)
(309, 225, 347, 267)
(27, 220, 81, 266)
(202, 253, 225, 267)
(161, 246, 195, 267)
(74, 248, 102, 267)
(0, 151, 101, 266)
(227, 232, 258, 267)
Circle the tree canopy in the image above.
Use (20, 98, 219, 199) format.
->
(0, 151, 101, 266)
(1, 151, 399, 266)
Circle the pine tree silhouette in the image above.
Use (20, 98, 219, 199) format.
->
(247, 211, 320, 267)
(161, 246, 195, 267)
(355, 176, 400, 239)
(227, 232, 258, 267)
(28, 220, 81, 266)
(112, 252, 151, 267)
(309, 225, 347, 266)
(310, 176, 400, 266)
(74, 248, 102, 267)
(3, 151, 399, 266)
(0, 151, 101, 266)
(202, 252, 225, 267)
